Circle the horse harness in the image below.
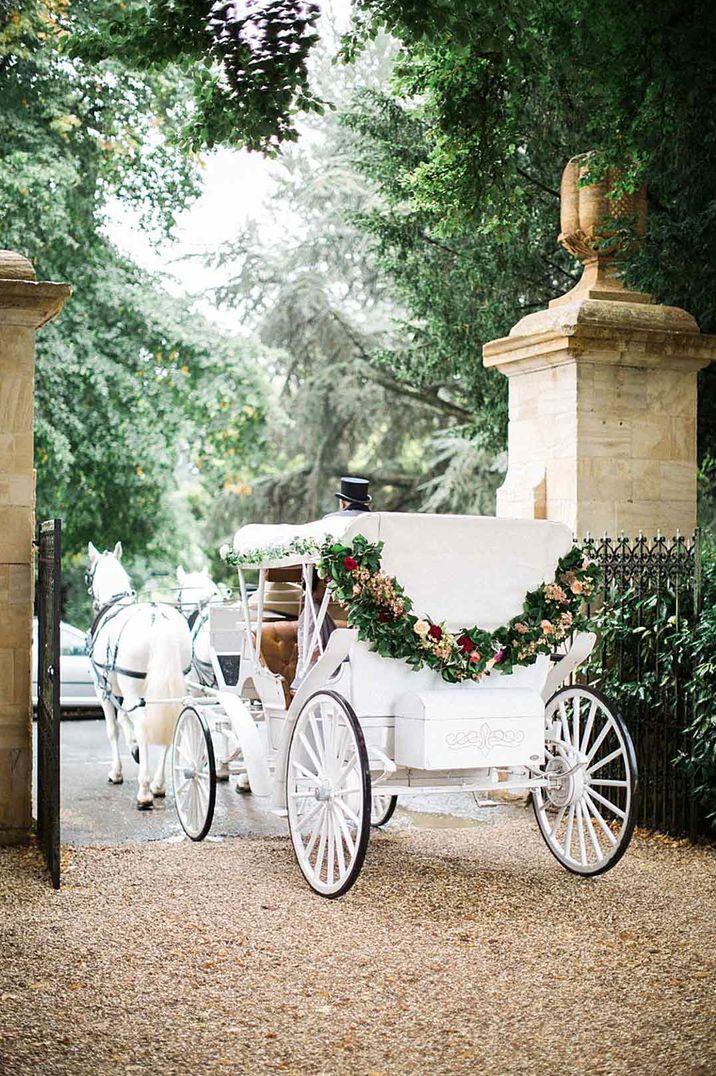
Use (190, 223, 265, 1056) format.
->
(87, 596, 192, 714)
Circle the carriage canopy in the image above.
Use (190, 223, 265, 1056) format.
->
(232, 512, 573, 631)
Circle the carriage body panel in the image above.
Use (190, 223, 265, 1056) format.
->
(173, 512, 637, 892)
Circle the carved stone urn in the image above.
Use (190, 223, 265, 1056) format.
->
(553, 153, 648, 305)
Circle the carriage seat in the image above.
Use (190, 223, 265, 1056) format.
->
(259, 622, 299, 698)
(258, 620, 348, 707)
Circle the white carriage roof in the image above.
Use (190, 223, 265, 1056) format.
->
(232, 512, 574, 628)
(341, 513, 574, 629)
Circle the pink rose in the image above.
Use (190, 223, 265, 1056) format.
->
(540, 619, 554, 635)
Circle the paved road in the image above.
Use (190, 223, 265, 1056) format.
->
(59, 719, 514, 846)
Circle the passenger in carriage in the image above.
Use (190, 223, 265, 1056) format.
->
(323, 475, 372, 518)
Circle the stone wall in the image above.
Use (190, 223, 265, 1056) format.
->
(0, 252, 69, 845)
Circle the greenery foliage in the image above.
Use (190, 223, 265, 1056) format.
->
(318, 534, 599, 683)
(1, 0, 269, 618)
(588, 544, 716, 833)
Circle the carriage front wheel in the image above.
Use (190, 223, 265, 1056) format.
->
(172, 705, 217, 841)
(533, 685, 638, 876)
(287, 691, 371, 898)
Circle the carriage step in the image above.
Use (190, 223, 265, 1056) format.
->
(270, 808, 288, 818)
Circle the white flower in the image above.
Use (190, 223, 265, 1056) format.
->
(413, 619, 430, 638)
(219, 544, 232, 561)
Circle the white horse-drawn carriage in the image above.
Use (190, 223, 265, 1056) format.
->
(170, 512, 637, 897)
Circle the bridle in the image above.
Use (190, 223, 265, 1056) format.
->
(85, 552, 134, 612)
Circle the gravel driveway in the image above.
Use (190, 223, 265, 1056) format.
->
(1, 810, 715, 1076)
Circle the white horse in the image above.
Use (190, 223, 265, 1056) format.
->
(176, 564, 221, 686)
(87, 542, 192, 809)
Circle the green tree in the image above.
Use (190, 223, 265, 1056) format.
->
(1, 0, 269, 617)
(72, 0, 716, 457)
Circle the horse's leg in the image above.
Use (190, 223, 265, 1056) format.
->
(102, 699, 123, 784)
(134, 723, 154, 810)
(116, 710, 139, 763)
(150, 744, 169, 798)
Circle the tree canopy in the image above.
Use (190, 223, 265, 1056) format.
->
(64, 0, 716, 460)
(1, 0, 269, 615)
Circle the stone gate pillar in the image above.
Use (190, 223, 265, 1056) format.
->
(483, 157, 716, 536)
(0, 251, 70, 845)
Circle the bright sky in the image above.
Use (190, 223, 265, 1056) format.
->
(104, 1, 353, 333)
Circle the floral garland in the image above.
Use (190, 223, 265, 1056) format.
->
(317, 535, 600, 683)
(220, 532, 600, 684)
(220, 537, 323, 568)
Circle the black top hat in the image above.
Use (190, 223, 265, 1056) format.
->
(335, 476, 371, 507)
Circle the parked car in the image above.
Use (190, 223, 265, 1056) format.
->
(32, 618, 98, 711)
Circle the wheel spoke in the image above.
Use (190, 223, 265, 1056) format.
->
(308, 713, 325, 762)
(326, 814, 336, 886)
(335, 750, 358, 787)
(585, 719, 612, 765)
(562, 802, 576, 859)
(334, 803, 356, 855)
(579, 700, 597, 754)
(589, 779, 627, 788)
(333, 808, 347, 875)
(584, 793, 618, 847)
(581, 798, 604, 862)
(299, 731, 323, 776)
(588, 747, 623, 776)
(291, 759, 319, 783)
(335, 796, 360, 827)
(304, 810, 324, 858)
(313, 813, 329, 880)
(549, 804, 567, 838)
(296, 800, 323, 835)
(572, 694, 580, 752)
(588, 786, 626, 820)
(576, 801, 587, 865)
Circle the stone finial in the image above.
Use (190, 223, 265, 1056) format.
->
(553, 154, 648, 306)
(0, 250, 36, 281)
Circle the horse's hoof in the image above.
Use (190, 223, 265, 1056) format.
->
(131, 746, 140, 764)
(136, 799, 154, 811)
(107, 774, 123, 785)
(150, 787, 166, 798)
(216, 771, 230, 783)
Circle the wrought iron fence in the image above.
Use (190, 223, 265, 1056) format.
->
(581, 531, 704, 840)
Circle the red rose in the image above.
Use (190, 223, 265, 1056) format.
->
(378, 610, 390, 622)
(457, 633, 475, 654)
(469, 651, 482, 664)
(428, 624, 442, 640)
(343, 555, 358, 571)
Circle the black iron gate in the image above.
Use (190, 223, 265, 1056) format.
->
(582, 531, 705, 840)
(36, 518, 61, 888)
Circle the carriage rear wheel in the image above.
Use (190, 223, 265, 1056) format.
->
(533, 685, 638, 876)
(287, 691, 371, 898)
(172, 705, 216, 841)
(370, 793, 398, 827)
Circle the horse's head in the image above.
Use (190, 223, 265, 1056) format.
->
(87, 541, 132, 609)
(176, 565, 221, 613)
